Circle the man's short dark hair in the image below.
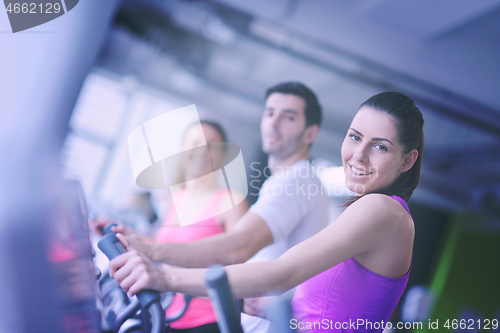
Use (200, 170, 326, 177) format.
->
(265, 82, 322, 127)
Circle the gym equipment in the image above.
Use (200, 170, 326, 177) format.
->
(264, 299, 297, 333)
(204, 266, 243, 333)
(204, 266, 297, 333)
(98, 233, 166, 333)
(99, 223, 193, 326)
(103, 223, 118, 236)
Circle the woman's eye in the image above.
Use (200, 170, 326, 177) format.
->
(374, 143, 388, 151)
(349, 134, 361, 141)
(286, 116, 294, 121)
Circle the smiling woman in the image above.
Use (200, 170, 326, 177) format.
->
(342, 107, 408, 196)
(343, 92, 424, 203)
(109, 91, 425, 333)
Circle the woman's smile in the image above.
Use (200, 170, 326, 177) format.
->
(342, 107, 406, 195)
(348, 164, 374, 177)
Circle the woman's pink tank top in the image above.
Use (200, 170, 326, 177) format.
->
(291, 195, 413, 332)
(155, 188, 227, 329)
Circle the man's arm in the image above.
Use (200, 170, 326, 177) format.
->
(134, 211, 273, 268)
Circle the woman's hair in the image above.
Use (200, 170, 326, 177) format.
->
(347, 91, 424, 204)
(199, 120, 227, 143)
(176, 120, 228, 186)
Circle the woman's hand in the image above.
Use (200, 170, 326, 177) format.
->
(109, 233, 169, 297)
(109, 224, 133, 236)
(110, 224, 155, 259)
(89, 216, 119, 235)
(243, 296, 273, 318)
(122, 230, 154, 259)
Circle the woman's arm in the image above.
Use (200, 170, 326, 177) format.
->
(110, 194, 409, 298)
(218, 194, 249, 232)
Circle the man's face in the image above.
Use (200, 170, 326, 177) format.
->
(260, 92, 308, 159)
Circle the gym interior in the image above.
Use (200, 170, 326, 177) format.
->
(1, 1, 499, 332)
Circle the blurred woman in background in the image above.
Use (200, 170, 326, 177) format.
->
(93, 120, 248, 333)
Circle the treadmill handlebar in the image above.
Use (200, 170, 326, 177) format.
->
(102, 223, 117, 235)
(97, 233, 165, 333)
(204, 266, 243, 333)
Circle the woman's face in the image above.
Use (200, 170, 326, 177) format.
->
(182, 124, 225, 177)
(341, 107, 410, 196)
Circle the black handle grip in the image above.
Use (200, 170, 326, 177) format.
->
(205, 266, 243, 333)
(97, 233, 161, 308)
(103, 223, 118, 235)
(265, 299, 297, 332)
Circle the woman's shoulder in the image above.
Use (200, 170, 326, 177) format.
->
(351, 193, 397, 207)
(347, 193, 411, 228)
